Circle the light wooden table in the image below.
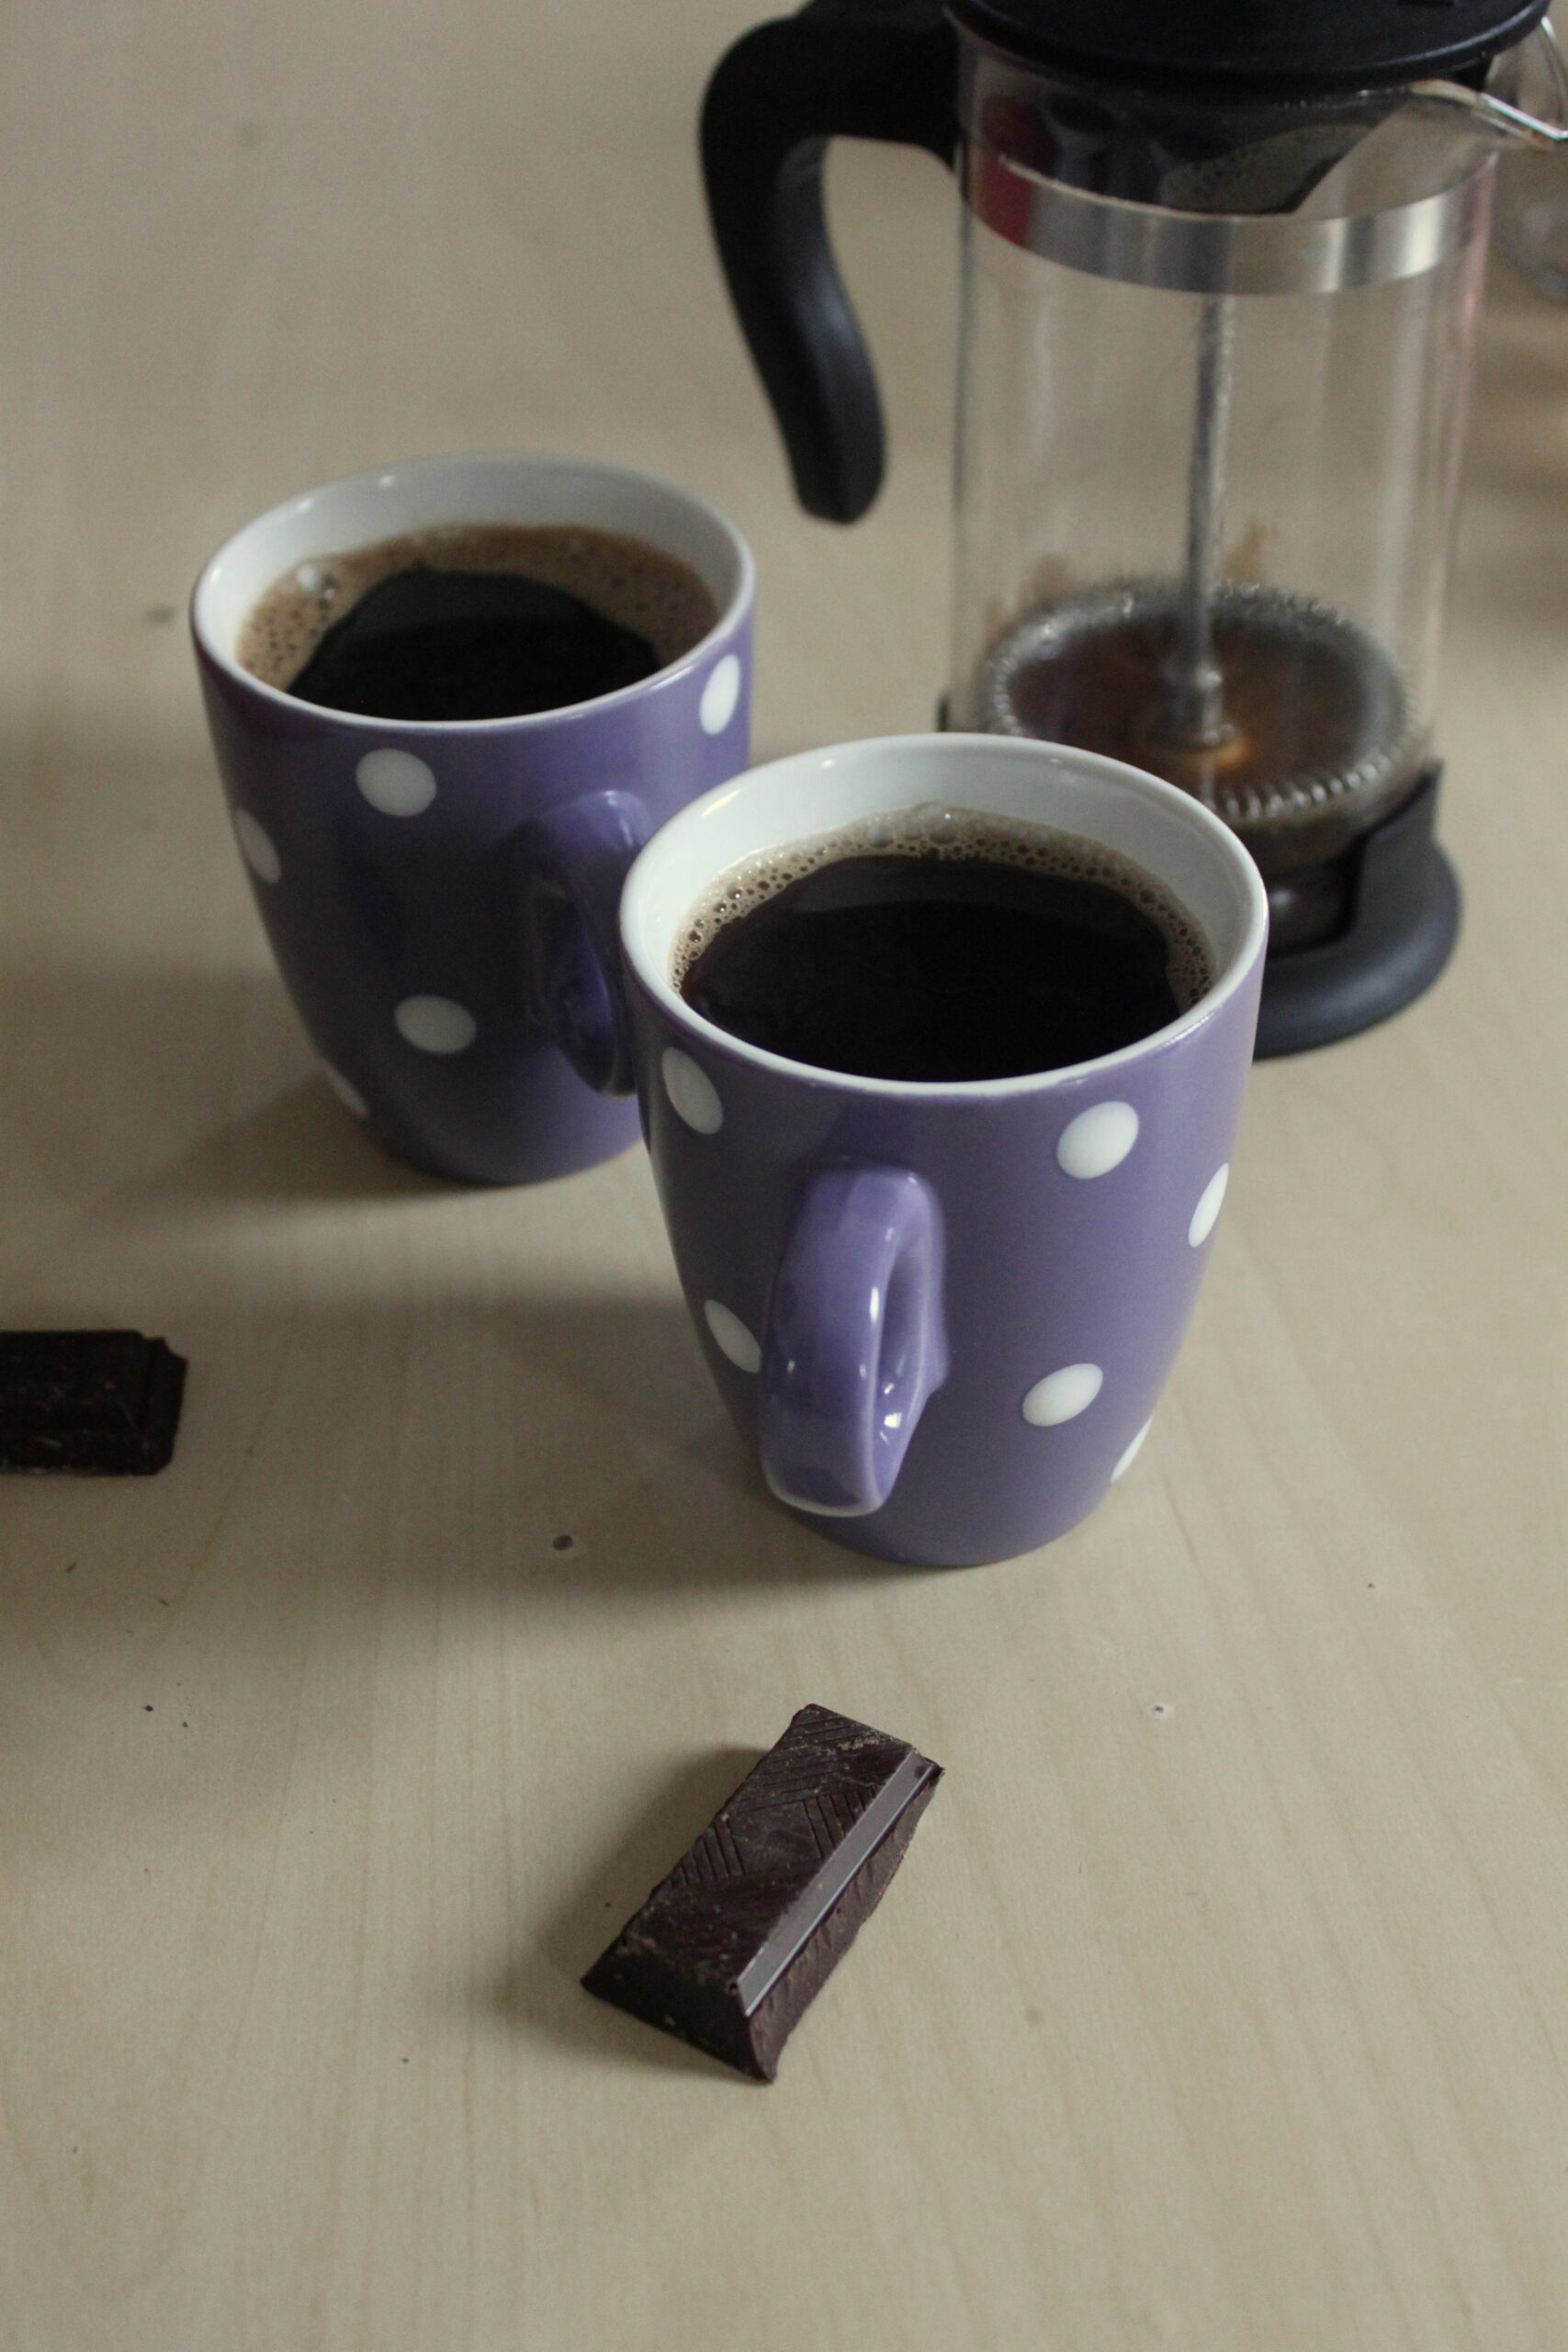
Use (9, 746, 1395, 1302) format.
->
(5, 4, 1568, 2346)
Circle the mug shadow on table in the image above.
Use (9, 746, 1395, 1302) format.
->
(2, 946, 888, 1600)
(341, 1288, 887, 1601)
(2, 957, 455, 1208)
(492, 1744, 765, 2080)
(153, 1067, 450, 1207)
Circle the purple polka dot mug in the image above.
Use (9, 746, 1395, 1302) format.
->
(615, 736, 1269, 1567)
(192, 453, 754, 1183)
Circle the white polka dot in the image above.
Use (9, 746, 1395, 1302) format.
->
(233, 808, 280, 884)
(1189, 1164, 1230, 1248)
(699, 653, 742, 736)
(704, 1300, 761, 1374)
(356, 748, 437, 816)
(321, 1062, 367, 1119)
(1057, 1100, 1139, 1180)
(394, 995, 476, 1055)
(662, 1048, 723, 1134)
(1022, 1362, 1104, 1428)
(1111, 1419, 1153, 1482)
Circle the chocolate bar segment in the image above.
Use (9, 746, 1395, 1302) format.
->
(582, 1702, 941, 2080)
(0, 1331, 187, 1474)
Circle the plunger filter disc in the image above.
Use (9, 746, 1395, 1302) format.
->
(976, 579, 1422, 858)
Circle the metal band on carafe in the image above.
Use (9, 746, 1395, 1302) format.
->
(964, 146, 1495, 292)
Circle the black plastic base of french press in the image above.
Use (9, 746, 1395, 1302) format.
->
(1255, 765, 1459, 1058)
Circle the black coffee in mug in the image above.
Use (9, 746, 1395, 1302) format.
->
(239, 522, 718, 721)
(676, 811, 1213, 1081)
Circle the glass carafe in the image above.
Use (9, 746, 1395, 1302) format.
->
(702, 0, 1568, 1041)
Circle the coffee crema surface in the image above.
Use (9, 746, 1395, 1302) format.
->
(675, 807, 1214, 1082)
(238, 522, 719, 720)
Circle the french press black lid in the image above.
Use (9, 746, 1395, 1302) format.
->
(952, 0, 1550, 96)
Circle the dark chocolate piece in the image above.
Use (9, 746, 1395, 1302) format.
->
(582, 1702, 941, 2080)
(0, 1331, 187, 1474)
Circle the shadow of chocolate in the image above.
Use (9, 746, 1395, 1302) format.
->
(494, 1745, 763, 2079)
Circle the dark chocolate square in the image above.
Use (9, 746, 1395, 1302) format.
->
(583, 1702, 942, 2079)
(0, 1331, 188, 1474)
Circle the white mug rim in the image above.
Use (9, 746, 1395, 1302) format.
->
(189, 449, 755, 735)
(620, 732, 1270, 1102)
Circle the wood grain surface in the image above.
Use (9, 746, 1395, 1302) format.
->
(4, 2, 1568, 2346)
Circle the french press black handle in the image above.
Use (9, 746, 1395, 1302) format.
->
(700, 0, 959, 523)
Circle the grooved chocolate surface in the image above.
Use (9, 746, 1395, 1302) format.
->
(0, 1331, 187, 1473)
(582, 1703, 942, 2080)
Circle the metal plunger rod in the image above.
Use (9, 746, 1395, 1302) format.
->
(1164, 291, 1237, 754)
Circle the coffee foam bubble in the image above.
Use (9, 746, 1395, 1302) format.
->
(671, 802, 1215, 1015)
(237, 521, 719, 695)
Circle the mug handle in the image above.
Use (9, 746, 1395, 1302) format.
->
(759, 1165, 948, 1518)
(518, 789, 649, 1095)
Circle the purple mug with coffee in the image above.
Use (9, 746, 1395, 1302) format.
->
(192, 452, 753, 1183)
(609, 735, 1267, 1567)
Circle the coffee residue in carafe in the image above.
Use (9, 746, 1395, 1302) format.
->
(975, 577, 1426, 876)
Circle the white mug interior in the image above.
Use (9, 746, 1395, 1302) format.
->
(621, 733, 1269, 1091)
(192, 451, 753, 719)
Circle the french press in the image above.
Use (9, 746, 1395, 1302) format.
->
(702, 0, 1568, 1053)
